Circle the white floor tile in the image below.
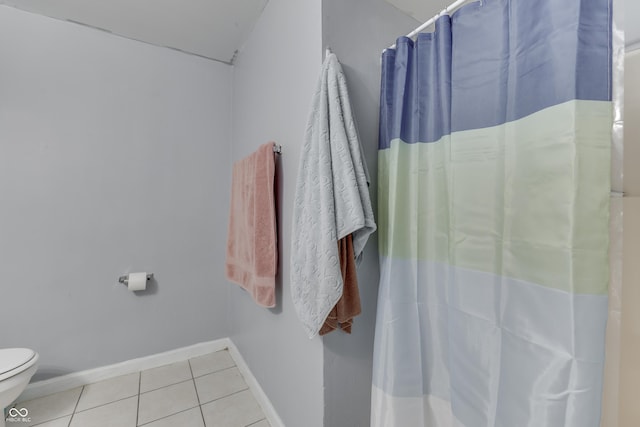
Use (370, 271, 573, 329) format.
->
(69, 396, 137, 427)
(14, 350, 273, 427)
(137, 380, 199, 425)
(76, 372, 140, 412)
(16, 387, 82, 426)
(189, 351, 235, 378)
(200, 390, 264, 427)
(194, 368, 248, 405)
(30, 415, 72, 427)
(139, 407, 204, 427)
(140, 361, 192, 393)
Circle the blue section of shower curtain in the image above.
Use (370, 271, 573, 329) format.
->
(379, 0, 612, 149)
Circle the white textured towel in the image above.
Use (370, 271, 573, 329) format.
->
(290, 53, 376, 338)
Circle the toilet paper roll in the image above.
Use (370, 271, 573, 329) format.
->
(127, 272, 148, 291)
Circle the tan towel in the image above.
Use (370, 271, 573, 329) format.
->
(225, 142, 277, 308)
(319, 234, 361, 335)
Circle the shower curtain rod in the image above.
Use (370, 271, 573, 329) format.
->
(387, 0, 473, 50)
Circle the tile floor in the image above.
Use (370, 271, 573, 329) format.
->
(7, 350, 270, 427)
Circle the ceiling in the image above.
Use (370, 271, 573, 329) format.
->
(0, 0, 635, 62)
(385, 0, 452, 23)
(386, 0, 640, 50)
(0, 0, 268, 63)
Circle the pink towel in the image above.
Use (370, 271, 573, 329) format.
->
(225, 142, 278, 307)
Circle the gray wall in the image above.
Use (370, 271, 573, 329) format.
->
(229, 0, 325, 426)
(0, 6, 233, 380)
(321, 1, 419, 426)
(628, 1, 640, 50)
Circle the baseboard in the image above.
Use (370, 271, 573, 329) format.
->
(227, 341, 285, 427)
(20, 338, 285, 426)
(20, 338, 230, 402)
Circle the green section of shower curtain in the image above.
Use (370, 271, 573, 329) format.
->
(378, 100, 612, 295)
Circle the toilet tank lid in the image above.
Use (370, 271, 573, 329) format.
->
(0, 348, 36, 375)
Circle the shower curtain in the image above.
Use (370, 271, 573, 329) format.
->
(372, 0, 613, 426)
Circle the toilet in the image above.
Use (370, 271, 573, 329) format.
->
(0, 349, 39, 427)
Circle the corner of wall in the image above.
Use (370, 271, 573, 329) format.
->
(228, 0, 324, 426)
(320, 1, 419, 426)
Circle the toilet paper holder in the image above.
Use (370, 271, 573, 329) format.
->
(118, 273, 154, 286)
